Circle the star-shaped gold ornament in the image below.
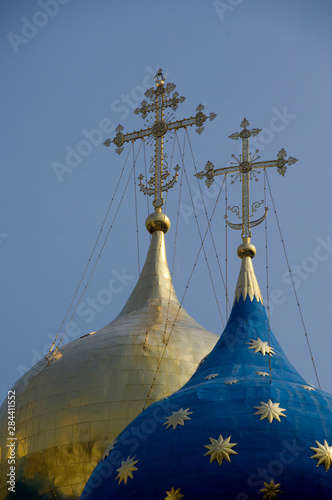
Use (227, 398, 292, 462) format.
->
(260, 479, 282, 499)
(254, 400, 286, 423)
(301, 384, 315, 391)
(256, 371, 269, 377)
(100, 439, 118, 462)
(204, 434, 238, 465)
(205, 373, 219, 380)
(115, 455, 139, 485)
(310, 440, 332, 472)
(164, 408, 193, 430)
(225, 379, 238, 385)
(248, 338, 275, 356)
(165, 486, 184, 500)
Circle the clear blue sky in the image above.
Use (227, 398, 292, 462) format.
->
(1, 0, 332, 402)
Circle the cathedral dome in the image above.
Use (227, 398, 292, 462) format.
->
(81, 247, 332, 499)
(0, 216, 218, 499)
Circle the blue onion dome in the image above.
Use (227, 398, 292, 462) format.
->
(81, 239, 332, 500)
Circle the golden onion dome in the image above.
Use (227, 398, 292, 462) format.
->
(0, 213, 218, 499)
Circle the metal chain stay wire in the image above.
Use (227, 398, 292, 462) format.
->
(48, 142, 143, 358)
(186, 130, 231, 314)
(265, 170, 321, 389)
(133, 142, 141, 275)
(179, 132, 225, 329)
(264, 169, 272, 382)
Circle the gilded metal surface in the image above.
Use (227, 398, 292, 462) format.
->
(260, 479, 282, 499)
(104, 69, 216, 209)
(310, 440, 332, 472)
(234, 255, 263, 303)
(254, 400, 286, 423)
(145, 210, 171, 234)
(163, 408, 192, 430)
(248, 338, 275, 356)
(195, 118, 298, 238)
(115, 456, 139, 485)
(165, 487, 184, 500)
(0, 229, 218, 499)
(203, 435, 238, 465)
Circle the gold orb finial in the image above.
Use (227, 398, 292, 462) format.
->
(154, 69, 165, 87)
(237, 237, 256, 259)
(145, 209, 170, 234)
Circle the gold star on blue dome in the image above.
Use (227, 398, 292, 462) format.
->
(204, 434, 238, 465)
(164, 486, 184, 499)
(310, 440, 332, 472)
(256, 371, 269, 377)
(115, 455, 139, 485)
(100, 439, 118, 462)
(164, 408, 193, 430)
(260, 479, 281, 498)
(248, 338, 275, 356)
(205, 373, 219, 380)
(254, 400, 286, 423)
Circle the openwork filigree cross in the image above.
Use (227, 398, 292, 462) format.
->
(195, 118, 298, 238)
(104, 69, 216, 209)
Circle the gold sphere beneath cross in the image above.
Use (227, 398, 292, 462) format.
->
(145, 211, 171, 234)
(237, 238, 256, 259)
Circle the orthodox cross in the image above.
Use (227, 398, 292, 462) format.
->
(195, 118, 298, 239)
(104, 69, 216, 210)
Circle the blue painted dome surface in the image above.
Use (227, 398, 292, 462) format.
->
(81, 295, 332, 500)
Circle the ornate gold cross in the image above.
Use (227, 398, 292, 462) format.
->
(104, 69, 216, 209)
(195, 118, 298, 239)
